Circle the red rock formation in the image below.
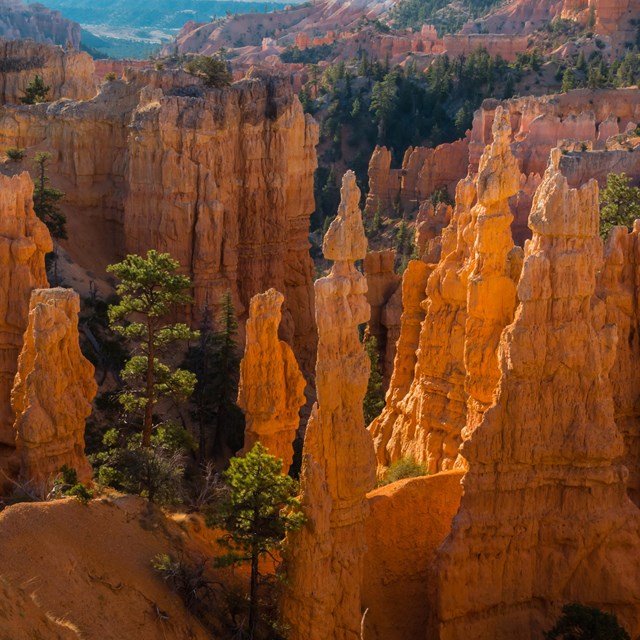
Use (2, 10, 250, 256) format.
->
(430, 149, 640, 640)
(237, 288, 306, 471)
(414, 200, 452, 263)
(0, 39, 95, 105)
(0, 1, 80, 48)
(362, 471, 463, 640)
(0, 173, 51, 472)
(282, 171, 375, 640)
(11, 288, 95, 488)
(365, 140, 469, 216)
(598, 223, 640, 506)
(364, 249, 400, 385)
(443, 34, 529, 62)
(0, 71, 319, 371)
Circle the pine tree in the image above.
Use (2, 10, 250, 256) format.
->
(561, 68, 576, 93)
(33, 151, 66, 240)
(107, 250, 199, 447)
(600, 172, 640, 239)
(209, 443, 305, 639)
(363, 336, 385, 425)
(20, 75, 50, 104)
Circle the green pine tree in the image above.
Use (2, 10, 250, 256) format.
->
(208, 443, 305, 639)
(363, 335, 385, 425)
(33, 151, 66, 240)
(600, 172, 640, 239)
(20, 74, 50, 104)
(107, 250, 199, 447)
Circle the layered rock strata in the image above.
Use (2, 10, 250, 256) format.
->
(11, 288, 95, 487)
(370, 108, 521, 473)
(0, 39, 95, 105)
(0, 173, 51, 460)
(282, 171, 376, 640)
(0, 1, 80, 48)
(429, 149, 640, 640)
(0, 70, 319, 371)
(237, 288, 306, 471)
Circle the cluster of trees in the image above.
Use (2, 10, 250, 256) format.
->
(560, 51, 640, 92)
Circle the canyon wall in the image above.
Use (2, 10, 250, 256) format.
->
(237, 288, 306, 471)
(365, 139, 469, 216)
(0, 39, 95, 105)
(11, 288, 95, 487)
(429, 148, 640, 640)
(0, 1, 80, 48)
(282, 171, 375, 640)
(370, 108, 522, 474)
(0, 172, 51, 479)
(0, 68, 319, 371)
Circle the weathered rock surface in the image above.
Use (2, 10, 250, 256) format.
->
(370, 108, 521, 473)
(282, 171, 375, 640)
(362, 471, 464, 640)
(598, 223, 640, 507)
(364, 249, 400, 385)
(429, 149, 640, 640)
(365, 140, 469, 216)
(11, 288, 95, 487)
(0, 0, 80, 48)
(0, 39, 95, 105)
(0, 70, 319, 371)
(237, 288, 306, 471)
(0, 172, 51, 458)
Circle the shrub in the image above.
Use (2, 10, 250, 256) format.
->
(378, 457, 428, 486)
(545, 603, 630, 640)
(5, 147, 25, 162)
(184, 54, 231, 87)
(104, 72, 117, 82)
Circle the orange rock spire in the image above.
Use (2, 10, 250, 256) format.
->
(282, 170, 376, 640)
(12, 288, 96, 488)
(237, 288, 306, 471)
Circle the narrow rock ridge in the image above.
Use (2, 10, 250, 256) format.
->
(429, 148, 640, 640)
(282, 170, 375, 640)
(237, 288, 306, 472)
(12, 288, 96, 488)
(0, 172, 51, 468)
(370, 107, 522, 474)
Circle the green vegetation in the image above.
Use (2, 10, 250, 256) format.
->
(280, 43, 336, 64)
(20, 75, 50, 104)
(33, 151, 66, 241)
(185, 291, 245, 461)
(50, 465, 93, 504)
(5, 147, 25, 162)
(107, 250, 198, 447)
(184, 53, 232, 87)
(559, 51, 640, 92)
(378, 457, 429, 486)
(208, 443, 305, 639)
(545, 603, 630, 640)
(390, 0, 503, 35)
(363, 336, 385, 425)
(599, 172, 640, 240)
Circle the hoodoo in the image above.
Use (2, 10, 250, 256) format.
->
(282, 171, 376, 640)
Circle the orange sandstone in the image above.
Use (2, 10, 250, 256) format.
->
(282, 170, 375, 640)
(11, 288, 96, 487)
(237, 288, 306, 471)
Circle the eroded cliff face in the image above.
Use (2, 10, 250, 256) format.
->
(0, 70, 319, 370)
(282, 171, 376, 640)
(237, 288, 306, 471)
(0, 172, 51, 474)
(11, 288, 95, 488)
(0, 1, 80, 48)
(0, 39, 95, 105)
(598, 224, 640, 506)
(429, 149, 640, 640)
(370, 108, 521, 474)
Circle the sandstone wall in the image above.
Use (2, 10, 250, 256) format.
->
(282, 171, 376, 640)
(362, 471, 463, 640)
(0, 39, 95, 105)
(0, 172, 51, 472)
(11, 288, 95, 488)
(0, 70, 319, 371)
(443, 34, 529, 62)
(237, 288, 306, 471)
(429, 149, 640, 640)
